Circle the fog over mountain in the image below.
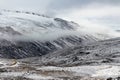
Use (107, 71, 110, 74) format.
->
(0, 0, 120, 38)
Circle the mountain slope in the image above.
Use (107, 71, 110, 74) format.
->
(34, 37, 120, 66)
(0, 10, 98, 59)
(0, 9, 112, 41)
(0, 38, 120, 80)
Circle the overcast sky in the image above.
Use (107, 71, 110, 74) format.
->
(0, 0, 120, 35)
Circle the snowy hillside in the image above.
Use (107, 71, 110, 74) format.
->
(0, 10, 76, 40)
(0, 9, 114, 41)
(35, 37, 120, 66)
(0, 9, 88, 41)
(0, 9, 100, 59)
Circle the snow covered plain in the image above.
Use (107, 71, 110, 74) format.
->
(0, 58, 120, 80)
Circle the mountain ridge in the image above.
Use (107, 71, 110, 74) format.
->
(0, 9, 98, 59)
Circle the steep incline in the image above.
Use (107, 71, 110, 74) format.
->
(36, 37, 120, 66)
(0, 10, 97, 59)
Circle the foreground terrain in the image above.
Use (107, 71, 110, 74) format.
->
(0, 59, 120, 80)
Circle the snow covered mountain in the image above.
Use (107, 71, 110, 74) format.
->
(0, 37, 120, 80)
(0, 10, 120, 80)
(0, 9, 113, 41)
(0, 10, 99, 59)
(0, 9, 118, 59)
(36, 37, 120, 66)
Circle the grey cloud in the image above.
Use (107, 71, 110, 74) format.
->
(48, 0, 120, 10)
(0, 0, 52, 12)
(1, 0, 120, 14)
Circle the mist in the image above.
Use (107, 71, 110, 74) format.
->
(0, 0, 120, 41)
(52, 2, 120, 37)
(0, 27, 87, 42)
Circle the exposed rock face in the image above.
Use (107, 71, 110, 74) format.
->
(35, 37, 120, 66)
(0, 36, 84, 59)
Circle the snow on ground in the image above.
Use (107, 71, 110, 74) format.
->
(0, 59, 18, 68)
(25, 74, 55, 80)
(92, 66, 120, 78)
(36, 65, 120, 79)
(0, 72, 25, 77)
(0, 72, 56, 80)
(0, 59, 120, 80)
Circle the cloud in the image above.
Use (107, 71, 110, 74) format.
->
(48, 0, 120, 12)
(54, 3, 120, 37)
(56, 5, 120, 19)
(0, 0, 52, 13)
